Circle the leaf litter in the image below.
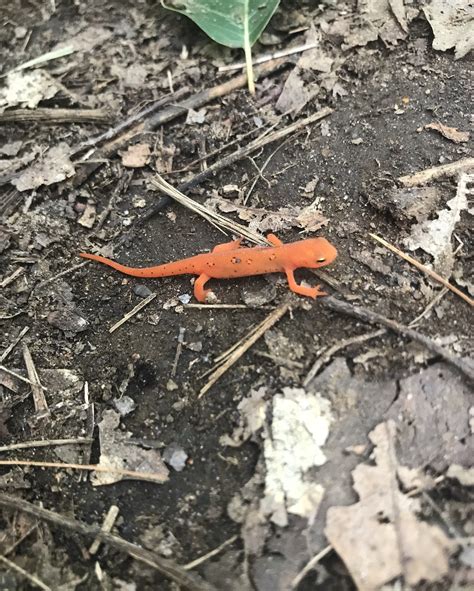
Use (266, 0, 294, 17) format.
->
(325, 421, 455, 590)
(404, 172, 471, 276)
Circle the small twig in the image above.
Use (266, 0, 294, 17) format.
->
(0, 326, 29, 363)
(219, 42, 318, 72)
(199, 301, 290, 398)
(0, 554, 51, 591)
(93, 171, 132, 233)
(322, 296, 474, 382)
(0, 493, 217, 591)
(144, 107, 333, 222)
(370, 233, 473, 307)
(0, 267, 24, 288)
(254, 350, 304, 369)
(291, 545, 332, 589)
(0, 437, 92, 453)
(171, 327, 186, 378)
(185, 303, 265, 309)
(0, 364, 46, 390)
(243, 135, 293, 204)
(408, 287, 449, 327)
(70, 88, 188, 157)
(0, 460, 168, 484)
(0, 108, 111, 124)
(184, 535, 239, 570)
(34, 261, 88, 291)
(70, 59, 287, 190)
(303, 329, 385, 386)
(22, 344, 49, 416)
(109, 292, 157, 333)
(89, 505, 120, 555)
(398, 157, 474, 187)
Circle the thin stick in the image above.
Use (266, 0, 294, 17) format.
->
(322, 296, 474, 382)
(185, 303, 264, 309)
(151, 175, 268, 245)
(0, 460, 167, 484)
(70, 59, 287, 190)
(144, 107, 333, 222)
(89, 505, 120, 555)
(303, 329, 385, 386)
(0, 326, 29, 363)
(22, 344, 49, 416)
(219, 42, 319, 72)
(0, 364, 45, 389)
(0, 267, 24, 288)
(109, 292, 157, 333)
(198, 301, 290, 398)
(369, 233, 473, 307)
(408, 287, 449, 327)
(70, 88, 188, 156)
(171, 327, 186, 378)
(291, 545, 332, 589)
(184, 535, 239, 570)
(0, 437, 92, 453)
(398, 157, 474, 187)
(0, 493, 217, 591)
(0, 108, 110, 124)
(0, 554, 51, 591)
(34, 261, 88, 291)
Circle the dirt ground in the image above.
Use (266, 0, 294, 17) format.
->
(0, 1, 473, 590)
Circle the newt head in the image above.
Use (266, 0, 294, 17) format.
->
(292, 237, 338, 269)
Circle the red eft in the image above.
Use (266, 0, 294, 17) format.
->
(79, 234, 337, 303)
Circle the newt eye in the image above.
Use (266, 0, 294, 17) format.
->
(317, 257, 326, 263)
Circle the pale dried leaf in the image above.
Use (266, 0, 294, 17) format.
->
(0, 70, 60, 113)
(325, 421, 454, 590)
(426, 121, 470, 143)
(92, 409, 169, 485)
(121, 143, 151, 168)
(261, 387, 332, 526)
(404, 173, 469, 275)
(12, 143, 75, 191)
(423, 0, 474, 59)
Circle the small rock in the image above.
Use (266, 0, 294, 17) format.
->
(166, 379, 178, 391)
(163, 443, 188, 471)
(178, 293, 192, 305)
(133, 284, 153, 298)
(241, 283, 277, 307)
(47, 310, 88, 334)
(113, 395, 136, 416)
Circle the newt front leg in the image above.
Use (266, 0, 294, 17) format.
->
(284, 268, 327, 299)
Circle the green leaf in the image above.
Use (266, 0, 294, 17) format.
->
(162, 0, 280, 48)
(162, 0, 280, 93)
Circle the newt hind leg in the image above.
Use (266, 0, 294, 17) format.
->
(285, 268, 327, 299)
(194, 273, 213, 303)
(212, 238, 243, 253)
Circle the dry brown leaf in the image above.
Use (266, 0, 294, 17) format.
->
(325, 421, 455, 590)
(121, 143, 151, 168)
(426, 121, 470, 143)
(206, 196, 328, 234)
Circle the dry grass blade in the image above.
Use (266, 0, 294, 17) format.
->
(369, 233, 473, 307)
(150, 175, 268, 245)
(109, 292, 157, 333)
(398, 157, 474, 187)
(0, 459, 168, 483)
(22, 344, 49, 416)
(0, 554, 51, 591)
(198, 301, 290, 398)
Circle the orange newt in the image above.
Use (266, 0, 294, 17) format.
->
(79, 234, 337, 303)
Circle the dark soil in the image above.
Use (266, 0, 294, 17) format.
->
(0, 1, 473, 590)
